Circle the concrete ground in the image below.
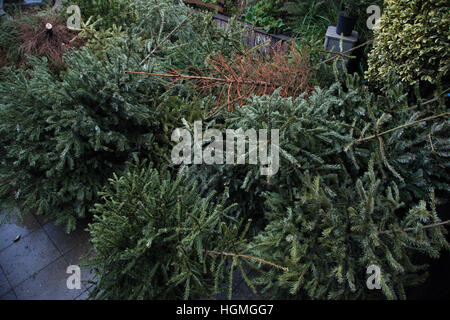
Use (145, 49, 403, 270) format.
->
(0, 210, 93, 300)
(0, 209, 259, 300)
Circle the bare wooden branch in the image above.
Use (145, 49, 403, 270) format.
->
(140, 12, 195, 66)
(379, 220, 450, 235)
(357, 112, 450, 143)
(205, 250, 289, 272)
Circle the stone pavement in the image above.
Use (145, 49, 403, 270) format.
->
(0, 210, 93, 300)
(0, 210, 259, 300)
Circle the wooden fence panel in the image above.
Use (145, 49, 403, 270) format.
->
(211, 13, 291, 52)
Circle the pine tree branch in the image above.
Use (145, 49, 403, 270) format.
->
(357, 112, 450, 143)
(128, 42, 312, 111)
(205, 250, 289, 272)
(205, 96, 243, 120)
(379, 220, 450, 235)
(125, 70, 280, 87)
(140, 12, 195, 66)
(410, 88, 450, 109)
(429, 133, 436, 153)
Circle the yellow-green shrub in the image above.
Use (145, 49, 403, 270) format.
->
(366, 0, 449, 86)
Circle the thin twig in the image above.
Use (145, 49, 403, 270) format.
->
(429, 133, 436, 153)
(408, 88, 450, 110)
(125, 70, 281, 87)
(357, 112, 450, 143)
(377, 136, 385, 161)
(379, 220, 450, 235)
(205, 250, 289, 272)
(140, 12, 194, 66)
(206, 96, 243, 120)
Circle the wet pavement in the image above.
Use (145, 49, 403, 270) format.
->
(0, 209, 259, 300)
(0, 210, 93, 300)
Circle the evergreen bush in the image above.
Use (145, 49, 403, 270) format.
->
(337, 73, 450, 202)
(366, 0, 449, 86)
(73, 0, 247, 69)
(66, 0, 132, 30)
(182, 86, 352, 226)
(184, 72, 449, 225)
(0, 15, 21, 67)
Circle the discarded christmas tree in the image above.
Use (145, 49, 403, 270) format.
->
(87, 160, 272, 300)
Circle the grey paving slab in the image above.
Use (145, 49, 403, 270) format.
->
(33, 213, 50, 227)
(43, 221, 90, 255)
(0, 228, 60, 287)
(0, 210, 41, 252)
(63, 241, 95, 291)
(74, 289, 90, 300)
(14, 256, 81, 300)
(231, 280, 260, 300)
(0, 290, 17, 300)
(0, 267, 12, 297)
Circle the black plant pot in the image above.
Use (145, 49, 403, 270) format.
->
(336, 11, 357, 36)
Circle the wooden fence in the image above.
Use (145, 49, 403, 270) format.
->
(183, 0, 292, 51)
(212, 12, 291, 51)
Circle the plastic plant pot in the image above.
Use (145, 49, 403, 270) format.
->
(336, 11, 357, 36)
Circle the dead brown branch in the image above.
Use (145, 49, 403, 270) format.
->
(18, 13, 84, 69)
(126, 41, 312, 113)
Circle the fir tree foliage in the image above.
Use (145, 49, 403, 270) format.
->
(0, 0, 246, 231)
(87, 160, 253, 300)
(183, 72, 449, 299)
(183, 85, 354, 224)
(184, 72, 449, 224)
(242, 75, 449, 299)
(249, 163, 449, 300)
(0, 41, 203, 231)
(65, 0, 132, 30)
(0, 16, 21, 67)
(75, 0, 248, 70)
(337, 73, 450, 202)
